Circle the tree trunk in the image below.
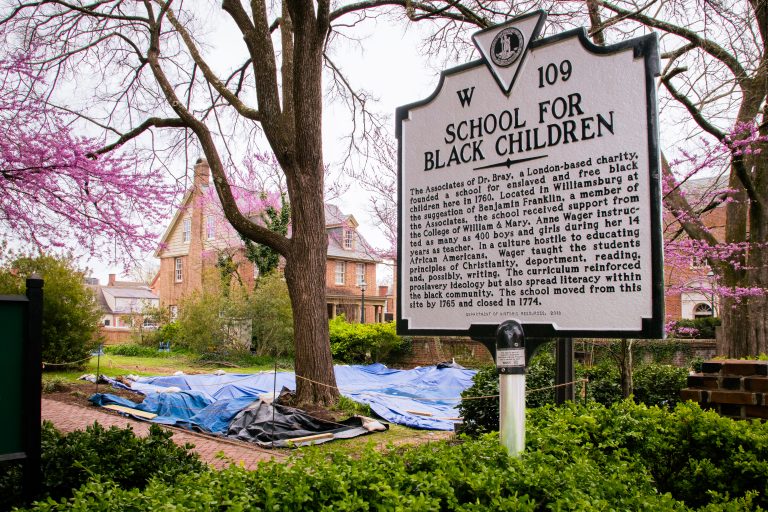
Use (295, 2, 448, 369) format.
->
(285, 211, 339, 405)
(718, 198, 768, 356)
(717, 96, 768, 357)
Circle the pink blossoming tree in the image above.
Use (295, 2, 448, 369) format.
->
(0, 51, 175, 267)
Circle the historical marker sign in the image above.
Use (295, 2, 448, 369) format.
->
(397, 11, 664, 339)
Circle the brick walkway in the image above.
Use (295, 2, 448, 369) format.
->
(41, 398, 285, 470)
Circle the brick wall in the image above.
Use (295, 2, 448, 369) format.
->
(392, 338, 715, 369)
(391, 336, 493, 367)
(682, 360, 768, 420)
(100, 328, 133, 345)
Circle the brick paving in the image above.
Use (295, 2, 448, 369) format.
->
(41, 398, 285, 470)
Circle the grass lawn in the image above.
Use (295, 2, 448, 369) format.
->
(44, 351, 289, 382)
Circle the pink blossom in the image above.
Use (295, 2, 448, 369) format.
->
(0, 49, 177, 268)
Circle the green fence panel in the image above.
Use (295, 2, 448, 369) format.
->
(0, 297, 26, 459)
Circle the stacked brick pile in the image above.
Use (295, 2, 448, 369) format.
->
(682, 360, 768, 420)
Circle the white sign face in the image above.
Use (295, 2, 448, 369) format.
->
(397, 13, 664, 338)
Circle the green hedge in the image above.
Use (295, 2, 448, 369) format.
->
(1, 421, 205, 510)
(458, 357, 689, 436)
(528, 401, 768, 509)
(329, 317, 410, 363)
(19, 401, 768, 510)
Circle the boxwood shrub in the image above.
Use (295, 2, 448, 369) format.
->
(1, 421, 205, 510)
(329, 316, 410, 363)
(21, 401, 768, 511)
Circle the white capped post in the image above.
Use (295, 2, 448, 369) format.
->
(495, 320, 526, 456)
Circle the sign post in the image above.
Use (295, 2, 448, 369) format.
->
(397, 11, 663, 455)
(496, 321, 526, 455)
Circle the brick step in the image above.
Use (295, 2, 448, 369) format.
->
(700, 360, 768, 376)
(687, 374, 768, 392)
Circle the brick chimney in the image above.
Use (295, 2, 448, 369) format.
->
(108, 273, 116, 287)
(187, 158, 209, 293)
(194, 158, 210, 187)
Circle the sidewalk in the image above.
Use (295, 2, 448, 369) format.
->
(41, 398, 285, 470)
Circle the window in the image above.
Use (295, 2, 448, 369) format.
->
(693, 303, 714, 318)
(182, 218, 191, 243)
(356, 263, 366, 286)
(175, 257, 183, 282)
(690, 256, 706, 269)
(343, 230, 354, 250)
(104, 319, 110, 326)
(335, 261, 346, 285)
(169, 305, 178, 320)
(253, 263, 260, 279)
(206, 216, 215, 240)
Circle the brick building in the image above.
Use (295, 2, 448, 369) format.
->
(87, 274, 160, 344)
(663, 178, 727, 322)
(151, 159, 389, 322)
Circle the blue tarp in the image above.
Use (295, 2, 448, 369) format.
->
(90, 392, 259, 434)
(97, 364, 477, 431)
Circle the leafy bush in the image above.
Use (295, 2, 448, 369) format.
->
(457, 350, 577, 436)
(28, 401, 768, 510)
(329, 316, 409, 363)
(582, 362, 623, 406)
(250, 272, 293, 357)
(455, 365, 498, 437)
(177, 283, 253, 354)
(670, 316, 721, 339)
(137, 311, 181, 348)
(528, 400, 768, 509)
(0, 421, 205, 509)
(0, 254, 101, 368)
(633, 363, 688, 408)
(525, 348, 557, 408)
(25, 425, 681, 511)
(11, 402, 768, 510)
(105, 343, 167, 357)
(459, 355, 689, 436)
(41, 377, 68, 393)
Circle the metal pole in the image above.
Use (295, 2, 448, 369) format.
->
(95, 343, 102, 394)
(555, 337, 575, 404)
(499, 372, 525, 455)
(361, 288, 365, 323)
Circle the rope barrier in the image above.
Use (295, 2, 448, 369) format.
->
(42, 355, 94, 368)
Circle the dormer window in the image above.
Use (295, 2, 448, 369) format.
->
(343, 229, 354, 250)
(182, 218, 191, 243)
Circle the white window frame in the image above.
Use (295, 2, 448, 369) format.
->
(335, 261, 346, 285)
(175, 257, 183, 282)
(169, 305, 178, 320)
(343, 230, 354, 250)
(356, 263, 366, 286)
(206, 216, 215, 240)
(182, 218, 191, 243)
